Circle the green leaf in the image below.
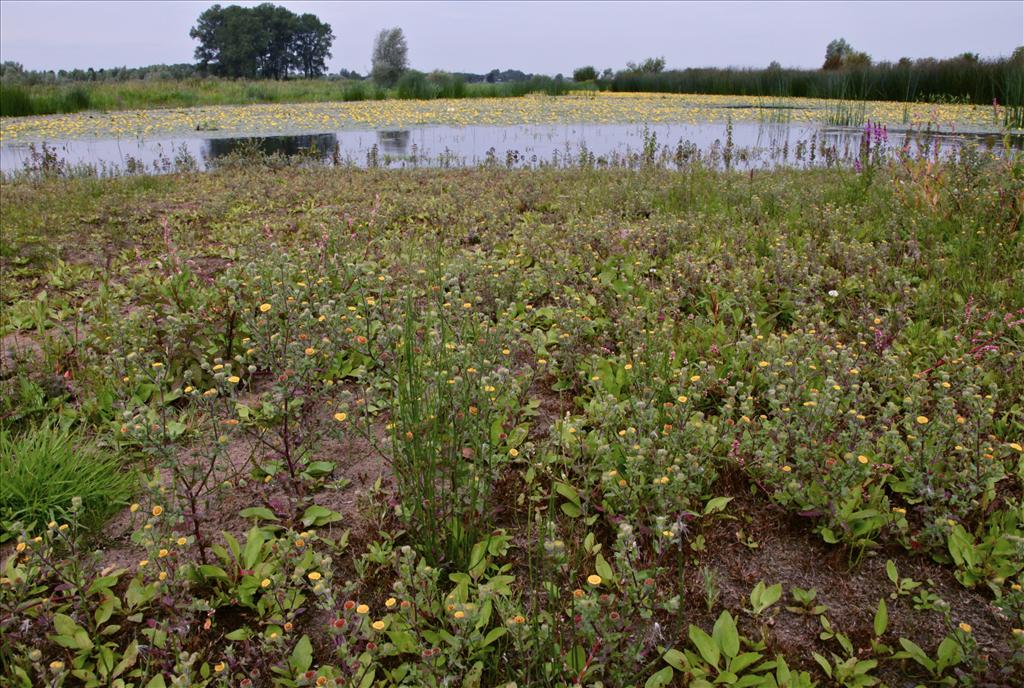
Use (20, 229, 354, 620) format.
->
(567, 644, 587, 675)
(554, 481, 581, 507)
(241, 526, 267, 569)
(713, 611, 740, 659)
(239, 507, 278, 521)
(873, 598, 888, 638)
(645, 666, 674, 688)
(561, 502, 582, 518)
(225, 627, 252, 641)
(935, 636, 962, 673)
(662, 649, 687, 671)
(302, 504, 342, 527)
(303, 461, 336, 478)
(595, 553, 614, 582)
(112, 641, 139, 678)
(703, 496, 733, 515)
(145, 675, 167, 688)
(289, 635, 313, 675)
(885, 560, 898, 585)
(480, 627, 506, 648)
(462, 661, 483, 688)
(198, 564, 230, 581)
(689, 625, 720, 668)
(898, 638, 935, 672)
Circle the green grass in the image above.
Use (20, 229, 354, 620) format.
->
(0, 75, 594, 117)
(0, 422, 136, 538)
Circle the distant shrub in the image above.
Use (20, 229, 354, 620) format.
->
(395, 70, 433, 100)
(573, 66, 597, 82)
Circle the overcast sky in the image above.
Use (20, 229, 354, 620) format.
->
(1, 1, 1021, 75)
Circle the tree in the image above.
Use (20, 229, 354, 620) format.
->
(823, 38, 852, 70)
(626, 56, 666, 74)
(573, 66, 597, 82)
(372, 27, 409, 87)
(190, 3, 334, 79)
(291, 13, 335, 78)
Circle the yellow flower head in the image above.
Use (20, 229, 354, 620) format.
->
(307, 571, 322, 581)
(959, 622, 972, 633)
(259, 303, 272, 313)
(334, 412, 347, 422)
(372, 619, 386, 630)
(587, 574, 602, 586)
(151, 505, 164, 517)
(356, 604, 369, 614)
(916, 415, 929, 425)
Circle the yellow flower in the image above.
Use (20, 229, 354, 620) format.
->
(587, 574, 602, 586)
(1010, 443, 1023, 452)
(158, 571, 168, 581)
(333, 412, 347, 422)
(508, 447, 519, 457)
(152, 362, 163, 369)
(356, 604, 369, 614)
(227, 375, 240, 384)
(916, 416, 929, 425)
(453, 610, 465, 619)
(308, 571, 322, 581)
(158, 549, 169, 558)
(372, 619, 386, 630)
(151, 505, 164, 517)
(385, 597, 397, 608)
(690, 375, 701, 382)
(259, 303, 272, 312)
(15, 542, 26, 552)
(959, 622, 972, 633)
(176, 537, 187, 546)
(305, 347, 316, 356)
(261, 578, 271, 588)
(758, 361, 769, 368)
(782, 465, 792, 472)
(857, 455, 869, 464)
(214, 662, 226, 673)
(677, 395, 688, 403)
(130, 503, 140, 513)
(49, 661, 64, 670)
(139, 559, 149, 568)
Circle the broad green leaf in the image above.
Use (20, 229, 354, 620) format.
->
(689, 625, 719, 668)
(713, 611, 740, 659)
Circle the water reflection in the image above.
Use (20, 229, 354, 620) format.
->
(377, 130, 411, 155)
(2, 122, 1021, 175)
(204, 133, 339, 162)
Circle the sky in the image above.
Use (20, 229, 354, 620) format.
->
(1, 1, 1021, 75)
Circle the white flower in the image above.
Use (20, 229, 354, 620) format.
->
(827, 290, 839, 298)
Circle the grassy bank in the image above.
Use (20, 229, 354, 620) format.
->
(2, 55, 1020, 119)
(1, 157, 1023, 686)
(0, 76, 593, 117)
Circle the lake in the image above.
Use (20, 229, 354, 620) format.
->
(1, 93, 1020, 175)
